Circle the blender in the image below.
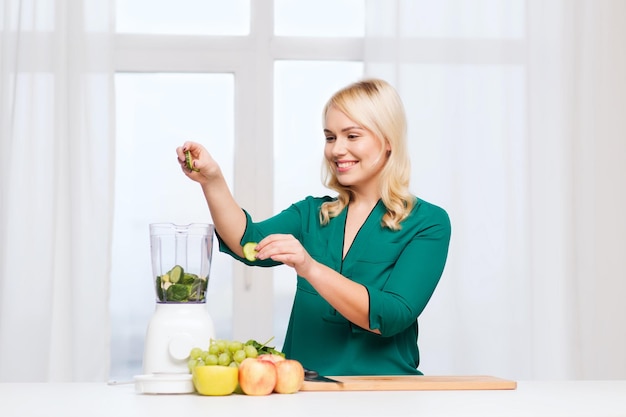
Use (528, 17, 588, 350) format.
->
(134, 223, 216, 394)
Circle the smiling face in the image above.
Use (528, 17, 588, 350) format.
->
(323, 105, 389, 194)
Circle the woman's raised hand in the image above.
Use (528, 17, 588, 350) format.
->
(176, 141, 221, 183)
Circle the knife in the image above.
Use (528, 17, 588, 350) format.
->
(304, 368, 343, 385)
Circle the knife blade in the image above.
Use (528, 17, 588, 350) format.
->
(304, 368, 343, 385)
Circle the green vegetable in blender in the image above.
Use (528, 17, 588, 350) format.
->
(155, 266, 208, 302)
(155, 276, 164, 300)
(166, 283, 190, 301)
(189, 277, 207, 301)
(169, 265, 184, 283)
(180, 272, 197, 285)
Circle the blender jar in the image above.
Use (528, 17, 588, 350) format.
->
(149, 223, 214, 303)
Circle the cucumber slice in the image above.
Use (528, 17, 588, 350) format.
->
(242, 242, 258, 261)
(155, 276, 164, 301)
(169, 265, 184, 283)
(185, 150, 199, 172)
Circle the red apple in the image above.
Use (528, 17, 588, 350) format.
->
(238, 358, 277, 396)
(257, 353, 286, 363)
(274, 359, 305, 394)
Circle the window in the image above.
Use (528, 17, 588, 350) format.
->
(111, 73, 235, 377)
(110, 0, 524, 379)
(116, 0, 250, 35)
(274, 0, 364, 37)
(110, 0, 366, 380)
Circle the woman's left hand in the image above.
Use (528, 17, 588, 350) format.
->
(255, 234, 317, 278)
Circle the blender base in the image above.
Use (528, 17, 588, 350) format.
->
(142, 303, 215, 375)
(134, 373, 194, 394)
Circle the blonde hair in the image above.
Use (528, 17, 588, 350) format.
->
(320, 78, 415, 230)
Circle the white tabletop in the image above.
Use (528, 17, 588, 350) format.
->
(2, 380, 625, 417)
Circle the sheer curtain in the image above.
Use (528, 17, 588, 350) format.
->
(0, 1, 115, 381)
(364, 0, 626, 380)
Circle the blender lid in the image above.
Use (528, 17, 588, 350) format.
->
(134, 373, 194, 394)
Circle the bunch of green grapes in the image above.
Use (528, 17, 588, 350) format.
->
(188, 339, 260, 372)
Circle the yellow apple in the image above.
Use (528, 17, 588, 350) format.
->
(274, 359, 305, 394)
(192, 365, 239, 396)
(238, 357, 277, 396)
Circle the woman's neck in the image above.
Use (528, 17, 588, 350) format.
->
(348, 190, 381, 211)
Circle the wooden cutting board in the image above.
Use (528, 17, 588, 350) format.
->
(300, 375, 517, 391)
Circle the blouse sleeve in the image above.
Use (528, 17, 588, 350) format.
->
(217, 197, 322, 267)
(365, 204, 451, 337)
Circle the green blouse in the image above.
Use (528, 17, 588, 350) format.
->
(218, 196, 451, 376)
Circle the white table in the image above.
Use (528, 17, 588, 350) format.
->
(2, 380, 625, 417)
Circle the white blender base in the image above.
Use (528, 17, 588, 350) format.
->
(138, 303, 215, 394)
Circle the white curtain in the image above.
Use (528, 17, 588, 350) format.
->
(0, 0, 115, 382)
(364, 0, 626, 380)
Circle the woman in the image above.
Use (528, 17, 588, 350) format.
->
(176, 78, 451, 375)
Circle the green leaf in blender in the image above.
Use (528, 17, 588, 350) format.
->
(166, 283, 189, 301)
(180, 272, 197, 285)
(189, 277, 207, 301)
